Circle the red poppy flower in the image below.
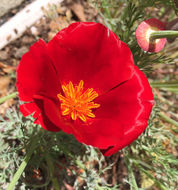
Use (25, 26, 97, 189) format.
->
(16, 22, 154, 156)
(136, 18, 167, 52)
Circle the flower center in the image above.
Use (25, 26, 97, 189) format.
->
(57, 80, 100, 122)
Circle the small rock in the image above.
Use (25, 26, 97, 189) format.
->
(22, 36, 34, 44)
(14, 46, 28, 59)
(48, 31, 56, 40)
(56, 4, 66, 15)
(49, 20, 60, 31)
(66, 9, 72, 21)
(70, 3, 86, 22)
(0, 51, 8, 60)
(30, 26, 39, 36)
(49, 17, 69, 32)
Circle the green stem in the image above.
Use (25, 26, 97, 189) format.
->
(52, 178, 60, 190)
(0, 92, 18, 104)
(7, 137, 38, 190)
(159, 96, 174, 106)
(159, 112, 178, 127)
(45, 154, 60, 190)
(150, 30, 178, 39)
(124, 156, 138, 190)
(102, 0, 112, 19)
(150, 81, 178, 88)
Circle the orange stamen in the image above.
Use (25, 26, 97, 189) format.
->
(57, 80, 100, 122)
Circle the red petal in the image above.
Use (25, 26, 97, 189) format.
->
(136, 18, 167, 52)
(41, 66, 153, 150)
(34, 98, 61, 132)
(96, 66, 154, 156)
(20, 100, 60, 132)
(73, 118, 125, 149)
(48, 22, 134, 94)
(16, 39, 60, 102)
(20, 102, 40, 117)
(40, 66, 153, 150)
(39, 94, 124, 149)
(17, 23, 153, 153)
(41, 96, 79, 134)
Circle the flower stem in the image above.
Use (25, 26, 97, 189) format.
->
(124, 156, 138, 190)
(150, 30, 178, 39)
(45, 154, 60, 190)
(159, 112, 178, 127)
(150, 81, 178, 88)
(0, 92, 18, 104)
(52, 178, 60, 190)
(7, 137, 38, 190)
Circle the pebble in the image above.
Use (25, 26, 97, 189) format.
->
(22, 36, 34, 44)
(30, 26, 39, 36)
(14, 46, 28, 59)
(0, 50, 8, 60)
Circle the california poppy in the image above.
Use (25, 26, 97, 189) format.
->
(17, 22, 154, 156)
(136, 18, 167, 52)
